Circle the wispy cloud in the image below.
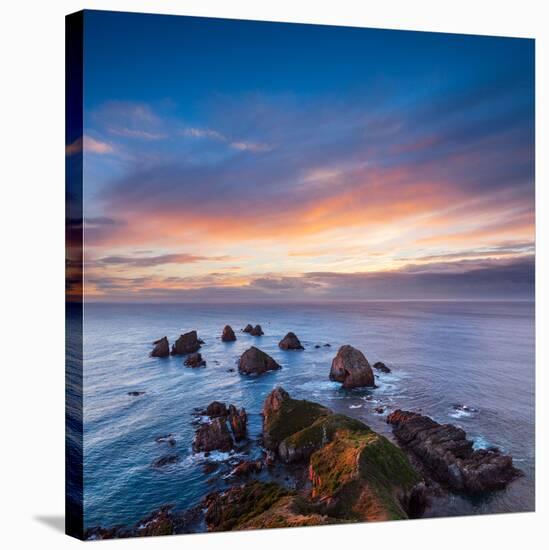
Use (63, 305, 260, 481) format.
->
(66, 135, 115, 156)
(93, 252, 232, 268)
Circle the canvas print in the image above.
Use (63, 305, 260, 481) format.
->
(66, 10, 535, 540)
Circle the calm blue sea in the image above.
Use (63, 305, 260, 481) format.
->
(79, 301, 535, 529)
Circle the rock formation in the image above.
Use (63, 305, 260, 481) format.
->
(249, 324, 264, 336)
(230, 459, 263, 477)
(242, 324, 253, 333)
(228, 404, 248, 441)
(151, 337, 169, 357)
(238, 346, 281, 375)
(373, 361, 391, 373)
(387, 410, 521, 493)
(278, 332, 304, 350)
(193, 401, 248, 451)
(184, 352, 206, 368)
(329, 345, 375, 389)
(171, 331, 201, 355)
(221, 325, 236, 342)
(193, 418, 234, 453)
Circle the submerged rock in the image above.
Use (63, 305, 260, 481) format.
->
(151, 336, 170, 358)
(278, 332, 304, 350)
(387, 410, 521, 493)
(373, 361, 391, 373)
(221, 325, 236, 342)
(151, 454, 180, 468)
(171, 331, 201, 355)
(250, 324, 264, 336)
(242, 324, 253, 333)
(155, 434, 176, 446)
(193, 418, 234, 453)
(329, 345, 375, 389)
(127, 391, 145, 397)
(238, 346, 281, 375)
(184, 352, 206, 368)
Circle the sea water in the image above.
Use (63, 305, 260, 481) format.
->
(77, 301, 535, 528)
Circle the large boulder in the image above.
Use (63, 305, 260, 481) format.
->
(171, 330, 201, 355)
(238, 347, 281, 375)
(193, 418, 234, 453)
(387, 410, 522, 493)
(221, 325, 236, 342)
(242, 324, 253, 333)
(329, 345, 375, 389)
(278, 332, 304, 350)
(151, 337, 169, 357)
(250, 324, 264, 336)
(262, 387, 331, 451)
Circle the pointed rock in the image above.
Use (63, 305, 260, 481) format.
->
(278, 332, 304, 350)
(250, 324, 264, 336)
(151, 336, 169, 357)
(222, 325, 236, 342)
(171, 330, 201, 355)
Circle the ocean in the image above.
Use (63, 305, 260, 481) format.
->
(75, 301, 535, 529)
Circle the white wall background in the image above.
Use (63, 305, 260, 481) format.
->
(0, 1, 546, 548)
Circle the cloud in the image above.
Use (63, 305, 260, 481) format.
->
(92, 252, 232, 268)
(230, 141, 272, 153)
(66, 135, 115, 156)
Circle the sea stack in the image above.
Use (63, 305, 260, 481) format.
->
(221, 325, 236, 342)
(171, 330, 201, 355)
(329, 345, 375, 389)
(250, 324, 264, 336)
(238, 346, 281, 375)
(278, 332, 304, 350)
(184, 352, 206, 368)
(151, 337, 169, 357)
(242, 324, 253, 333)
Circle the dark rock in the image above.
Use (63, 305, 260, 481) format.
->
(250, 324, 264, 336)
(151, 454, 180, 468)
(242, 324, 253, 333)
(238, 346, 281, 375)
(228, 404, 248, 441)
(329, 345, 375, 389)
(226, 368, 235, 372)
(221, 325, 236, 342)
(135, 506, 175, 537)
(155, 434, 176, 446)
(278, 332, 304, 350)
(193, 418, 234, 453)
(184, 352, 206, 368)
(315, 345, 321, 349)
(151, 336, 170, 358)
(230, 459, 263, 477)
(127, 391, 145, 397)
(373, 361, 391, 373)
(323, 343, 331, 347)
(205, 401, 228, 417)
(374, 406, 385, 414)
(387, 410, 522, 493)
(171, 330, 201, 355)
(452, 403, 479, 413)
(202, 462, 219, 475)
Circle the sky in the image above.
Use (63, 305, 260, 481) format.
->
(67, 11, 535, 302)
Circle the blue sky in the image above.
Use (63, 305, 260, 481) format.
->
(67, 10, 535, 301)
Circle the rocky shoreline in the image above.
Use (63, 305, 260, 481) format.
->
(85, 325, 522, 539)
